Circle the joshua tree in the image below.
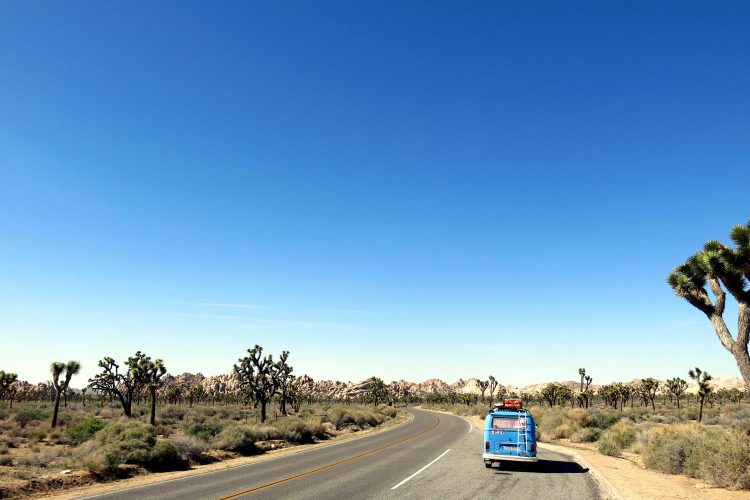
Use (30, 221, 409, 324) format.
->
(668, 219, 750, 388)
(478, 380, 489, 403)
(88, 356, 140, 417)
(129, 351, 166, 426)
(234, 345, 280, 423)
(488, 376, 498, 404)
(275, 351, 294, 415)
(581, 375, 593, 408)
(578, 368, 586, 392)
(541, 383, 565, 407)
(50, 361, 81, 427)
(0, 371, 18, 403)
(639, 378, 660, 410)
(365, 378, 389, 407)
(666, 377, 688, 409)
(689, 367, 713, 423)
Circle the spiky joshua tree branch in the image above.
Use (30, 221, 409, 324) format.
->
(668, 219, 750, 388)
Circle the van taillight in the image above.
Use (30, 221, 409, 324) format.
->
(530, 443, 536, 452)
(485, 441, 490, 450)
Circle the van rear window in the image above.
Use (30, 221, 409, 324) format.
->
(492, 417, 526, 429)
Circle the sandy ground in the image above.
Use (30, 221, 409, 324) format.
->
(28, 412, 412, 500)
(466, 415, 749, 500)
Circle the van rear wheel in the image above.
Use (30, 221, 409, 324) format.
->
(485, 462, 492, 468)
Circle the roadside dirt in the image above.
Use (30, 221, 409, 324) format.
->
(27, 411, 411, 500)
(467, 415, 749, 500)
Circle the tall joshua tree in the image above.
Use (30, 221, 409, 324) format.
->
(689, 367, 713, 423)
(275, 351, 294, 416)
(668, 219, 750, 388)
(130, 351, 167, 426)
(578, 368, 586, 392)
(478, 380, 489, 403)
(88, 356, 140, 417)
(488, 376, 498, 404)
(0, 371, 18, 408)
(234, 345, 279, 423)
(639, 378, 660, 411)
(50, 361, 81, 427)
(666, 377, 688, 409)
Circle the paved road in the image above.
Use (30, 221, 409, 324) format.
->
(83, 408, 601, 500)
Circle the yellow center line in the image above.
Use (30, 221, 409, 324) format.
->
(218, 414, 441, 499)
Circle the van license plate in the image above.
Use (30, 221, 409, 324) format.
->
(503, 445, 516, 450)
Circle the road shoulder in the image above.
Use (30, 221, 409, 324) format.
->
(35, 410, 413, 500)
(540, 441, 749, 500)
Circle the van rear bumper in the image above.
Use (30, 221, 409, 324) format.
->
(483, 453, 538, 463)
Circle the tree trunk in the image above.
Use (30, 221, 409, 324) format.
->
(150, 387, 157, 425)
(731, 344, 750, 390)
(698, 399, 704, 423)
(52, 391, 62, 427)
(260, 400, 267, 423)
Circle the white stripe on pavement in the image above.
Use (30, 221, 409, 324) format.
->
(390, 449, 451, 490)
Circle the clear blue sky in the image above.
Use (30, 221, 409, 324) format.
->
(1, 1, 749, 386)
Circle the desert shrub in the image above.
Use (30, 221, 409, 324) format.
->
(47, 429, 71, 445)
(160, 407, 186, 422)
(643, 426, 703, 476)
(568, 408, 592, 427)
(254, 425, 281, 441)
(571, 427, 601, 443)
(95, 421, 156, 466)
(212, 425, 258, 454)
(26, 427, 48, 444)
(170, 435, 210, 463)
(607, 422, 636, 448)
(0, 445, 8, 455)
(14, 407, 46, 428)
(586, 411, 619, 430)
(550, 422, 575, 440)
(597, 434, 622, 457)
(148, 439, 186, 471)
(275, 417, 328, 444)
(697, 430, 750, 490)
(0, 455, 12, 466)
(379, 406, 398, 418)
(186, 418, 228, 441)
(67, 416, 107, 445)
(14, 448, 63, 468)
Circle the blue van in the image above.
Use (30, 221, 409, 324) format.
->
(483, 399, 537, 468)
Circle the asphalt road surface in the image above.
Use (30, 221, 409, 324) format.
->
(83, 408, 602, 500)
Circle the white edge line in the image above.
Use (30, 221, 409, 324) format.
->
(391, 449, 451, 490)
(458, 415, 474, 433)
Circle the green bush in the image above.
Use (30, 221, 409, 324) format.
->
(185, 418, 228, 440)
(67, 416, 107, 445)
(212, 425, 259, 454)
(14, 407, 46, 428)
(95, 421, 156, 466)
(148, 439, 186, 471)
(586, 411, 619, 430)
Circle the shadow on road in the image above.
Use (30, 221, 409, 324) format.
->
(493, 459, 589, 474)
